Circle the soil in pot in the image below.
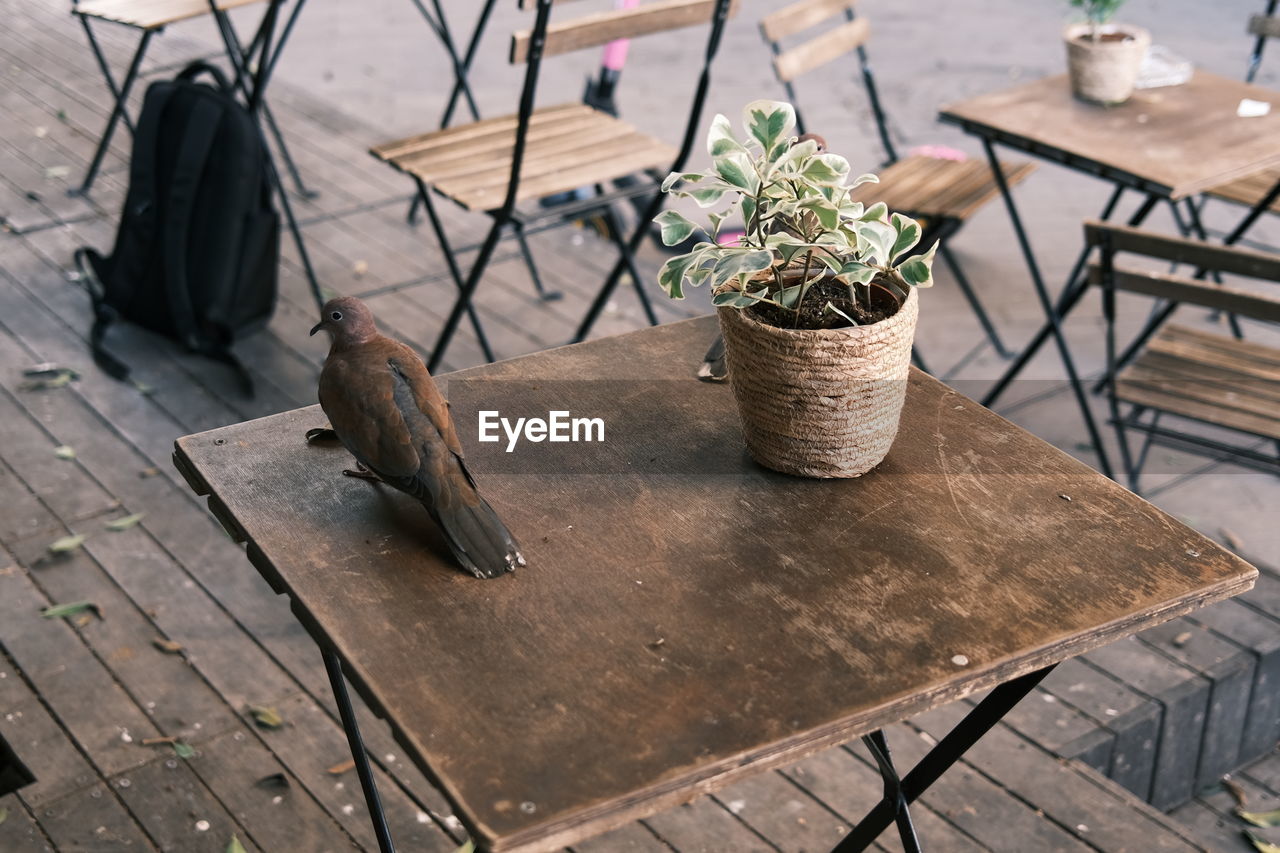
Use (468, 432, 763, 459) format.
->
(745, 277, 900, 329)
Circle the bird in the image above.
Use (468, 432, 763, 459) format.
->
(309, 296, 525, 579)
(699, 134, 828, 382)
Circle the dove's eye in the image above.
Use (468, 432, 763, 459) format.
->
(331, 311, 343, 321)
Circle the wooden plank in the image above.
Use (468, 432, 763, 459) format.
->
(1085, 220, 1280, 282)
(35, 781, 159, 851)
(774, 17, 869, 82)
(1089, 265, 1280, 323)
(1114, 377, 1280, 440)
(1041, 657, 1161, 799)
(111, 757, 262, 853)
(175, 316, 1254, 852)
(760, 0, 855, 42)
(570, 821, 669, 853)
(0, 795, 53, 853)
(973, 684, 1113, 775)
(1139, 618, 1253, 788)
(510, 0, 731, 63)
(1082, 637, 1209, 809)
(712, 767, 850, 850)
(940, 71, 1280, 199)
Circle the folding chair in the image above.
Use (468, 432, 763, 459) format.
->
(70, 0, 313, 200)
(757, 0, 1036, 359)
(371, 0, 736, 371)
(1086, 220, 1280, 492)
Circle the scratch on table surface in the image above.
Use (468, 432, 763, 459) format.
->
(831, 497, 899, 544)
(935, 394, 973, 529)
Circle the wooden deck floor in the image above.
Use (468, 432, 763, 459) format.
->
(1, 1, 1278, 850)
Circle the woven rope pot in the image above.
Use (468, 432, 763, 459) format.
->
(1064, 23, 1150, 105)
(717, 285, 917, 479)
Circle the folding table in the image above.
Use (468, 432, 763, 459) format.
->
(173, 316, 1256, 853)
(939, 71, 1280, 478)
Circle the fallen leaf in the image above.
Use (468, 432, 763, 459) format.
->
(1224, 777, 1248, 807)
(1245, 831, 1280, 853)
(73, 613, 94, 628)
(23, 363, 81, 379)
(56, 109, 68, 123)
(130, 378, 154, 396)
(1172, 631, 1193, 648)
(41, 600, 101, 621)
(247, 704, 284, 729)
(173, 741, 196, 760)
(19, 371, 74, 391)
(138, 467, 160, 478)
(255, 772, 289, 788)
(47, 533, 86, 554)
(44, 165, 70, 179)
(1221, 528, 1245, 551)
(1240, 808, 1280, 828)
(227, 836, 247, 853)
(152, 638, 183, 654)
(104, 513, 144, 532)
(454, 842, 474, 853)
(326, 759, 355, 775)
(53, 445, 76, 460)
(352, 260, 368, 278)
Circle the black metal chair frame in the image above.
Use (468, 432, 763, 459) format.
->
(763, 6, 1012, 360)
(1091, 228, 1280, 492)
(1248, 0, 1280, 83)
(69, 0, 313, 202)
(421, 0, 735, 372)
(323, 634, 1055, 853)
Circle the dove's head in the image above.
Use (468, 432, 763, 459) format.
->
(310, 296, 377, 346)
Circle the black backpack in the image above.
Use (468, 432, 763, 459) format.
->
(77, 61, 279, 395)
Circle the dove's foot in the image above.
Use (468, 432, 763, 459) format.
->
(342, 461, 380, 482)
(305, 427, 339, 444)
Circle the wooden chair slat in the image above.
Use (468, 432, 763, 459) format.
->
(772, 16, 869, 82)
(1156, 324, 1280, 376)
(1205, 165, 1280, 213)
(1115, 378, 1280, 439)
(760, 0, 855, 42)
(509, 0, 736, 63)
(1249, 13, 1280, 38)
(391, 111, 618, 174)
(1084, 220, 1280, 282)
(848, 156, 1034, 221)
(74, 0, 265, 30)
(1123, 360, 1280, 419)
(1087, 264, 1280, 324)
(371, 104, 592, 161)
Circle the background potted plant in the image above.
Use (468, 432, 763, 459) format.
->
(1064, 0, 1150, 105)
(655, 100, 936, 478)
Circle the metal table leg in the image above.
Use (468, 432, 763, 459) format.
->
(73, 27, 153, 197)
(324, 649, 397, 853)
(978, 139, 1115, 479)
(833, 664, 1056, 851)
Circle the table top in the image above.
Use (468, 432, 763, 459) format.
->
(939, 71, 1280, 199)
(174, 316, 1256, 853)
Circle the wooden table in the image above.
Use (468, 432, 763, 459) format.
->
(939, 71, 1280, 476)
(173, 317, 1256, 853)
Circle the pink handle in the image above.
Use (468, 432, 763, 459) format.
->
(602, 0, 641, 70)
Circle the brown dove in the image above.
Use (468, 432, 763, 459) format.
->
(310, 296, 525, 579)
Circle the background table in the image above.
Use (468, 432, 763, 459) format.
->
(940, 71, 1280, 477)
(174, 316, 1256, 853)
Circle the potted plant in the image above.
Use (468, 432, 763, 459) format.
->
(654, 100, 936, 479)
(1064, 0, 1150, 105)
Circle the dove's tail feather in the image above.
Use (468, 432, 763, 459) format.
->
(427, 494, 525, 580)
(698, 334, 728, 382)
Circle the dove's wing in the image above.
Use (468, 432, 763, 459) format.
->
(318, 348, 420, 479)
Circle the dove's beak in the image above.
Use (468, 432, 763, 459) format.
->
(309, 322, 323, 337)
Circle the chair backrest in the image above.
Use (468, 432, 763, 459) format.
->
(757, 0, 896, 165)
(1084, 221, 1280, 324)
(1247, 0, 1280, 82)
(494, 0, 736, 218)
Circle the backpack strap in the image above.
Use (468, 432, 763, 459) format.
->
(162, 95, 222, 351)
(177, 61, 236, 96)
(77, 248, 132, 382)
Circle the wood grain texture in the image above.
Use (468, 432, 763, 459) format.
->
(848, 155, 1035, 222)
(1205, 164, 1280, 213)
(175, 317, 1256, 853)
(509, 0, 733, 63)
(760, 0, 855, 42)
(772, 17, 868, 82)
(1084, 220, 1280, 282)
(73, 0, 266, 30)
(1088, 264, 1280, 323)
(940, 72, 1280, 199)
